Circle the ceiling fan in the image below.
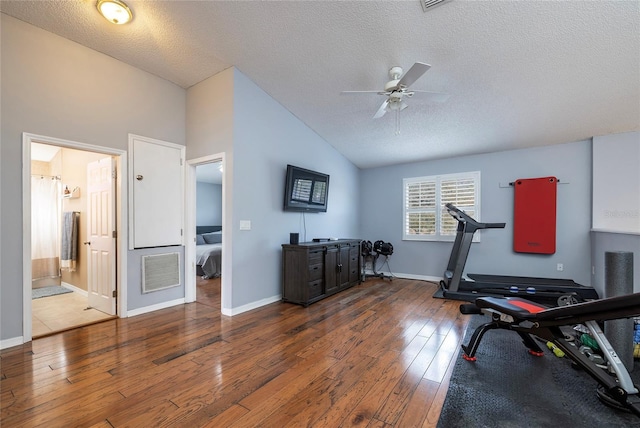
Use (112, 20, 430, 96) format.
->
(342, 62, 449, 134)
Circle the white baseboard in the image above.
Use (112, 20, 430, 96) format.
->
(1, 336, 24, 350)
(61, 282, 88, 297)
(127, 298, 185, 317)
(393, 273, 442, 283)
(221, 294, 281, 316)
(363, 270, 441, 283)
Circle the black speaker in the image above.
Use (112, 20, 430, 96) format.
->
(290, 233, 299, 245)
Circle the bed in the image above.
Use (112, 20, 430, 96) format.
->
(196, 226, 222, 279)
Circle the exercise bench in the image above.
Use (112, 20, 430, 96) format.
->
(459, 293, 640, 416)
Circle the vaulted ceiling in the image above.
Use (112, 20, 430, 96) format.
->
(2, 1, 638, 168)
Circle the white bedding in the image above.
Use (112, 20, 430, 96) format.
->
(196, 243, 222, 278)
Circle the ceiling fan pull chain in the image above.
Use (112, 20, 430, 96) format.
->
(395, 110, 401, 136)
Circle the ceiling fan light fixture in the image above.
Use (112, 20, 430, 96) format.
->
(97, 0, 133, 25)
(388, 99, 402, 111)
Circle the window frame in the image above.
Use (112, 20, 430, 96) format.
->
(403, 171, 481, 242)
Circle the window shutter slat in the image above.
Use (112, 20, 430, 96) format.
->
(406, 181, 435, 208)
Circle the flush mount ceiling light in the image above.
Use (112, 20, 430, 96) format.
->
(97, 0, 133, 25)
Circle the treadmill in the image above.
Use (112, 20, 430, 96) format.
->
(433, 203, 599, 306)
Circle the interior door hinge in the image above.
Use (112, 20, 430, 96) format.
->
(181, 229, 183, 236)
(112, 169, 117, 179)
(180, 158, 184, 166)
(112, 230, 117, 238)
(112, 290, 117, 298)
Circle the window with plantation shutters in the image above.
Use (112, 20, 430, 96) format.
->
(403, 171, 480, 241)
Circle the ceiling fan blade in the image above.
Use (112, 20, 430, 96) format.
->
(373, 99, 389, 119)
(341, 90, 384, 94)
(411, 90, 450, 102)
(397, 62, 431, 88)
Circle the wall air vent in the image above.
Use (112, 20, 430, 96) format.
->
(421, 0, 451, 12)
(142, 252, 180, 293)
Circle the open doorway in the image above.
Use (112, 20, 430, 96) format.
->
(185, 153, 228, 312)
(23, 133, 127, 341)
(30, 143, 115, 336)
(194, 161, 223, 309)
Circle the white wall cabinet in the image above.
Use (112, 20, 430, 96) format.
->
(129, 134, 185, 249)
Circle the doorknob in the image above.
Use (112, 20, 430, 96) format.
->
(136, 175, 143, 181)
(84, 241, 91, 245)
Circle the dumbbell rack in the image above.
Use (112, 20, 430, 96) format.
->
(361, 252, 392, 282)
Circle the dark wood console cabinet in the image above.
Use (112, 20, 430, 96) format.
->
(282, 239, 361, 306)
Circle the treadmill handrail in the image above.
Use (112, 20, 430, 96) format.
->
(445, 203, 506, 230)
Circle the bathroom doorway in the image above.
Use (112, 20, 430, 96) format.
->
(25, 135, 123, 339)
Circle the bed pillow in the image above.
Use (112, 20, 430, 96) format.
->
(202, 231, 222, 244)
(196, 234, 206, 245)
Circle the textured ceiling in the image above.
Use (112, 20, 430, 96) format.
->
(2, 1, 638, 168)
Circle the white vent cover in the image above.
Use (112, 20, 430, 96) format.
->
(421, 0, 450, 12)
(142, 252, 180, 293)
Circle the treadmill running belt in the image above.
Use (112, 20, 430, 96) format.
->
(467, 273, 578, 287)
(513, 176, 557, 254)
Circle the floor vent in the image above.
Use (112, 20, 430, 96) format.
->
(142, 253, 180, 293)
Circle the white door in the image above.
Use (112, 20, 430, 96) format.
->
(87, 157, 116, 315)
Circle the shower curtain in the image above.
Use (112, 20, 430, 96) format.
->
(31, 176, 61, 281)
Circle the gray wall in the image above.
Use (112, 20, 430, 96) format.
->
(186, 67, 360, 311)
(186, 67, 234, 311)
(127, 246, 186, 309)
(592, 131, 640, 233)
(231, 69, 360, 308)
(196, 182, 222, 226)
(1, 15, 186, 341)
(359, 139, 593, 287)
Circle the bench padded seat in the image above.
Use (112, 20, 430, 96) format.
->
(475, 297, 548, 319)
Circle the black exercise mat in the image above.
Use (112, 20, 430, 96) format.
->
(438, 315, 640, 427)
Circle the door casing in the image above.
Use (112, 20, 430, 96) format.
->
(22, 133, 128, 343)
(185, 153, 228, 312)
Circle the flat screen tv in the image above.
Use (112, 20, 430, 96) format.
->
(283, 164, 329, 212)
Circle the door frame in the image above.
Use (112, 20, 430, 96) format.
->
(22, 133, 128, 342)
(185, 153, 229, 313)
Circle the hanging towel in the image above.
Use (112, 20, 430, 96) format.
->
(61, 212, 79, 272)
(513, 176, 557, 254)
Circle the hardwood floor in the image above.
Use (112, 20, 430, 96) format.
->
(196, 276, 221, 311)
(1, 278, 468, 427)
